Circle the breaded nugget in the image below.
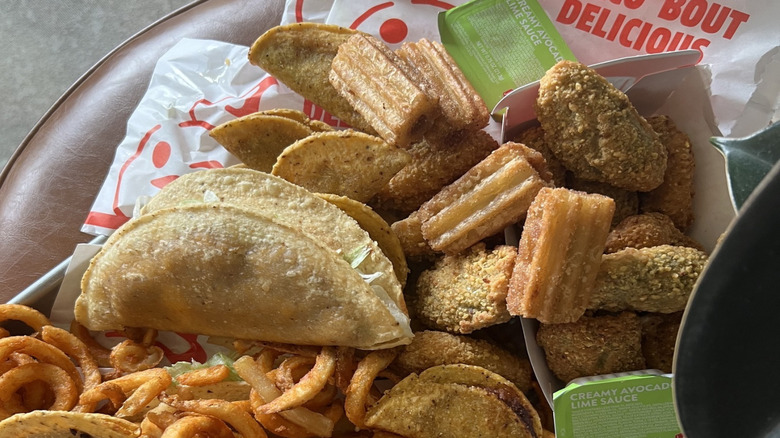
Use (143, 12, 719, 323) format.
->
(605, 212, 704, 253)
(411, 243, 515, 334)
(588, 245, 708, 313)
(507, 187, 615, 324)
(566, 174, 639, 226)
(640, 311, 683, 373)
(537, 312, 646, 383)
(640, 115, 696, 231)
(373, 130, 499, 214)
(393, 330, 532, 392)
(510, 125, 567, 187)
(535, 60, 667, 192)
(418, 142, 550, 254)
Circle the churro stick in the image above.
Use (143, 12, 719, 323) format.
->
(418, 142, 551, 255)
(391, 211, 435, 261)
(507, 187, 615, 324)
(329, 33, 438, 148)
(374, 129, 499, 214)
(396, 39, 489, 137)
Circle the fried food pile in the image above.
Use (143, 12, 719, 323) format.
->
(1, 21, 712, 437)
(385, 57, 704, 385)
(0, 304, 542, 437)
(508, 63, 704, 384)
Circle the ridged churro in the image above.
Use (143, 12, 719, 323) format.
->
(507, 187, 615, 324)
(418, 142, 551, 255)
(396, 38, 489, 138)
(329, 33, 438, 148)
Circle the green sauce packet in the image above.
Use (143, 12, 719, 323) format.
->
(438, 0, 576, 110)
(553, 374, 684, 438)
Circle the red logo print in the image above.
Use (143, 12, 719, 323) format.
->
(84, 77, 280, 231)
(179, 76, 279, 131)
(348, 1, 456, 44)
(156, 333, 208, 364)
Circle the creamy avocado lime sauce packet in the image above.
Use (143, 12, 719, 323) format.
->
(438, 0, 576, 109)
(553, 374, 682, 437)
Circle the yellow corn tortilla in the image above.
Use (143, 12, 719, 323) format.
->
(271, 130, 411, 203)
(316, 193, 408, 286)
(140, 168, 406, 316)
(0, 411, 140, 437)
(210, 114, 314, 173)
(364, 364, 543, 438)
(76, 203, 412, 349)
(248, 22, 374, 133)
(257, 108, 333, 132)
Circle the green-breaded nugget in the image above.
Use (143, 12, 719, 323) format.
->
(566, 174, 639, 227)
(640, 115, 696, 231)
(411, 243, 515, 334)
(511, 125, 567, 187)
(537, 312, 646, 383)
(535, 60, 667, 192)
(588, 245, 708, 313)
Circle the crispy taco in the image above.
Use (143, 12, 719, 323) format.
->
(75, 203, 412, 349)
(76, 168, 412, 349)
(364, 364, 542, 437)
(140, 167, 406, 315)
(248, 22, 375, 134)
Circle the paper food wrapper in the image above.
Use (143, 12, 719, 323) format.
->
(51, 0, 777, 422)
